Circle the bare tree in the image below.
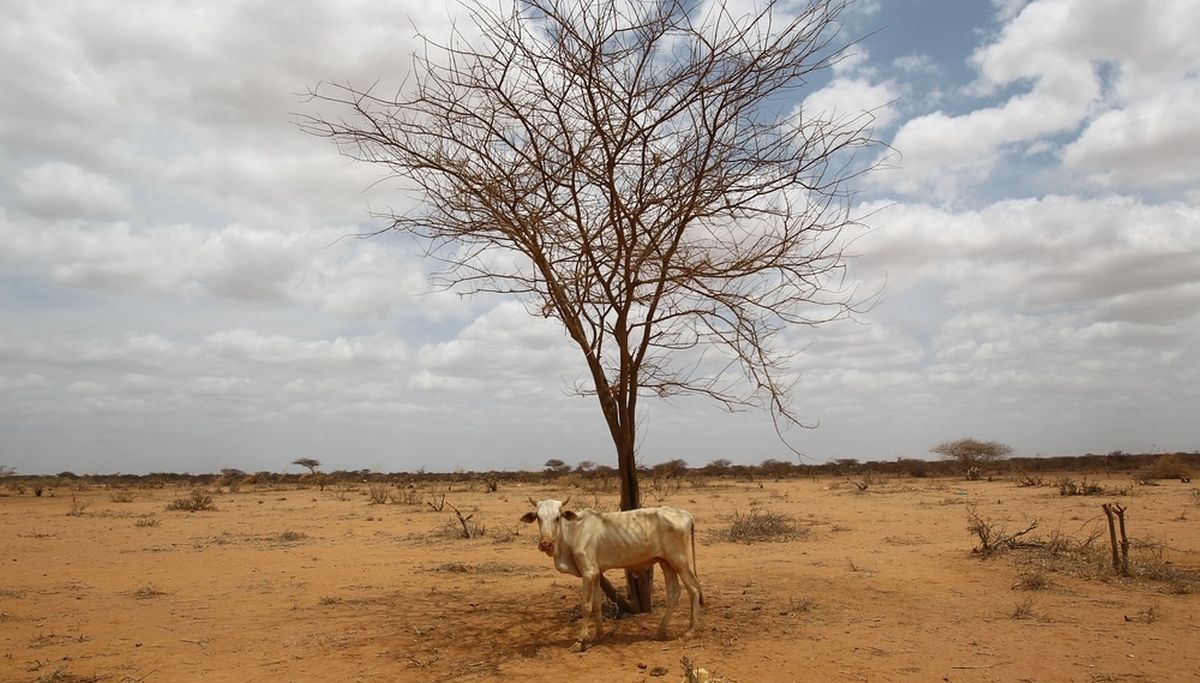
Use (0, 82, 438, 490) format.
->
(292, 458, 321, 475)
(300, 0, 876, 611)
(931, 437, 1013, 478)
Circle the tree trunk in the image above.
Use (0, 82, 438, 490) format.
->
(616, 432, 653, 613)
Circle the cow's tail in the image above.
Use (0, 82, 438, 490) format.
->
(691, 521, 705, 607)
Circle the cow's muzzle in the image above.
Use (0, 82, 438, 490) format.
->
(538, 540, 553, 554)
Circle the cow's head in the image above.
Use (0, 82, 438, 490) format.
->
(520, 497, 575, 555)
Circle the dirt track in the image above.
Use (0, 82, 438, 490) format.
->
(2, 475, 1198, 682)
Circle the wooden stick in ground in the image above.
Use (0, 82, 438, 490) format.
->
(1113, 503, 1129, 576)
(1102, 503, 1121, 574)
(445, 501, 474, 539)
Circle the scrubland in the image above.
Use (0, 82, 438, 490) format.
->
(1, 471, 1198, 682)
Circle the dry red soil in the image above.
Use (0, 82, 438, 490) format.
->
(2, 475, 1198, 682)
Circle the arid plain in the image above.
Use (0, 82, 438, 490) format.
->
(2, 474, 1198, 682)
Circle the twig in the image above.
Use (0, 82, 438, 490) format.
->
(952, 660, 1010, 670)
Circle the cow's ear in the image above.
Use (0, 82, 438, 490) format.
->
(520, 512, 538, 524)
(561, 510, 578, 521)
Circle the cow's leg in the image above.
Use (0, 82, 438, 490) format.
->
(676, 565, 703, 637)
(590, 573, 605, 641)
(571, 571, 599, 651)
(657, 562, 681, 639)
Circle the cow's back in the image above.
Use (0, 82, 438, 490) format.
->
(572, 507, 694, 572)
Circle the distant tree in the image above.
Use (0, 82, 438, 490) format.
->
(592, 464, 617, 478)
(292, 458, 321, 475)
(759, 458, 793, 479)
(0, 465, 15, 478)
(702, 459, 734, 476)
(931, 438, 1012, 478)
(575, 460, 597, 474)
(544, 458, 571, 476)
(652, 459, 690, 479)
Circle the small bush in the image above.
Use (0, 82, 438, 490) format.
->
(166, 490, 215, 512)
(109, 491, 135, 503)
(966, 504, 1038, 556)
(1056, 477, 1105, 496)
(389, 488, 422, 505)
(1010, 597, 1037, 620)
(133, 515, 161, 528)
(367, 483, 389, 505)
(718, 509, 806, 543)
(1015, 473, 1043, 487)
(1012, 569, 1051, 591)
(132, 584, 167, 599)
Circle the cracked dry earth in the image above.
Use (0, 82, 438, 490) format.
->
(1, 475, 1198, 682)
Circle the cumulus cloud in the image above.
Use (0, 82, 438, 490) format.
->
(16, 162, 132, 219)
(801, 76, 899, 129)
(1, 1, 1197, 473)
(1062, 83, 1200, 189)
(880, 0, 1200, 200)
(204, 328, 409, 366)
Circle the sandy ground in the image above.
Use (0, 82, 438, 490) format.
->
(1, 475, 1198, 682)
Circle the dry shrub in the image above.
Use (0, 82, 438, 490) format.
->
(33, 669, 102, 683)
(718, 509, 807, 543)
(109, 490, 135, 503)
(427, 561, 521, 574)
(966, 504, 1038, 557)
(1015, 473, 1043, 487)
(390, 488, 422, 505)
(1010, 597, 1037, 620)
(132, 584, 167, 599)
(1012, 569, 1051, 591)
(1056, 477, 1106, 496)
(275, 530, 306, 543)
(133, 515, 160, 528)
(166, 490, 215, 512)
(1138, 454, 1193, 482)
(367, 483, 390, 505)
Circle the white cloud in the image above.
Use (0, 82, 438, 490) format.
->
(801, 76, 898, 129)
(880, 0, 1200, 200)
(204, 328, 408, 367)
(1062, 83, 1200, 188)
(16, 162, 132, 219)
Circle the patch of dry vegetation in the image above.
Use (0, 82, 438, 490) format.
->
(166, 490, 215, 512)
(715, 509, 808, 543)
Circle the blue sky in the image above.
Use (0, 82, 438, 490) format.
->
(2, 0, 1198, 474)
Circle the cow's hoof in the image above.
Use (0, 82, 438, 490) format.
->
(654, 628, 669, 640)
(569, 640, 589, 653)
(681, 629, 696, 640)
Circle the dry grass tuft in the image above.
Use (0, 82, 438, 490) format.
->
(716, 509, 808, 543)
(134, 515, 161, 528)
(166, 490, 215, 512)
(1012, 569, 1051, 591)
(1056, 477, 1107, 496)
(1010, 597, 1038, 619)
(275, 530, 306, 543)
(32, 669, 102, 683)
(132, 584, 167, 599)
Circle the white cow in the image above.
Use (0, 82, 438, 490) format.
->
(520, 497, 704, 650)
